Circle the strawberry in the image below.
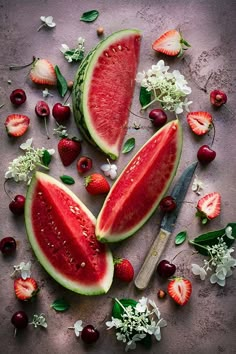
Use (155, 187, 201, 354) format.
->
(58, 138, 81, 166)
(5, 114, 30, 137)
(196, 192, 221, 224)
(152, 29, 191, 57)
(85, 173, 110, 195)
(187, 111, 213, 136)
(114, 258, 134, 283)
(14, 278, 39, 301)
(30, 58, 57, 86)
(167, 277, 192, 306)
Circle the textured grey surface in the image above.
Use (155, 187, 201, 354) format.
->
(0, 0, 236, 353)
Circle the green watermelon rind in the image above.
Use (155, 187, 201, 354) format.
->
(25, 172, 114, 295)
(96, 120, 183, 243)
(72, 28, 141, 160)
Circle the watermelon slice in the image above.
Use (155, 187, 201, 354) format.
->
(96, 120, 182, 242)
(72, 29, 141, 160)
(25, 172, 113, 295)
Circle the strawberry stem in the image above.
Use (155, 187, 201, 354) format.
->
(9, 56, 36, 70)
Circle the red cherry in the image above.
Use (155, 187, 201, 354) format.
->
(77, 156, 93, 174)
(197, 145, 216, 164)
(157, 260, 176, 278)
(35, 101, 50, 118)
(149, 109, 167, 128)
(159, 196, 176, 212)
(0, 237, 16, 255)
(52, 103, 71, 123)
(81, 325, 100, 344)
(11, 311, 28, 329)
(9, 195, 25, 215)
(10, 89, 27, 106)
(210, 90, 227, 107)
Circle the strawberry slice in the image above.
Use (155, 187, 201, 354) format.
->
(167, 277, 192, 306)
(187, 111, 213, 136)
(196, 192, 221, 224)
(30, 58, 57, 86)
(152, 29, 191, 57)
(14, 278, 39, 301)
(5, 114, 30, 137)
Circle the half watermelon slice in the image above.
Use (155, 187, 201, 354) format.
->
(25, 172, 114, 295)
(96, 120, 182, 242)
(72, 29, 141, 160)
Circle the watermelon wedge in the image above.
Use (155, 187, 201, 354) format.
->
(25, 172, 113, 295)
(72, 29, 141, 160)
(96, 120, 182, 242)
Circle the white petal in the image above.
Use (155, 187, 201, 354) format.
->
(191, 263, 201, 275)
(45, 16, 53, 23)
(109, 169, 117, 180)
(47, 22, 56, 28)
(40, 16, 46, 22)
(210, 273, 218, 284)
(100, 164, 110, 172)
(47, 149, 55, 155)
(20, 138, 33, 150)
(199, 268, 207, 280)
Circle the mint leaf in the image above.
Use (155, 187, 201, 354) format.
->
(55, 65, 68, 98)
(51, 298, 70, 312)
(42, 150, 52, 167)
(122, 138, 135, 154)
(175, 231, 187, 245)
(80, 10, 99, 22)
(139, 86, 151, 108)
(60, 175, 75, 185)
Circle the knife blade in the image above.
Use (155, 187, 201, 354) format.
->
(134, 161, 198, 290)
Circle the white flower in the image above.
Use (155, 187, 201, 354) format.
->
(60, 38, 85, 63)
(40, 16, 56, 28)
(135, 297, 148, 313)
(210, 272, 225, 287)
(30, 313, 47, 328)
(148, 299, 161, 318)
(68, 320, 83, 337)
(60, 44, 70, 54)
(192, 175, 204, 195)
(106, 317, 122, 329)
(125, 334, 146, 352)
(20, 138, 33, 150)
(11, 261, 31, 279)
(191, 263, 207, 280)
(42, 88, 53, 98)
(100, 161, 118, 180)
(225, 226, 234, 239)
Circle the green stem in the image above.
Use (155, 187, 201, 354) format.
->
(37, 163, 49, 171)
(141, 98, 157, 111)
(114, 298, 131, 317)
(189, 240, 209, 251)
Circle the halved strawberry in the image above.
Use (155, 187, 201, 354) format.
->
(30, 58, 57, 86)
(14, 278, 39, 301)
(5, 114, 30, 137)
(152, 29, 191, 57)
(196, 192, 221, 224)
(187, 111, 213, 136)
(167, 277, 192, 306)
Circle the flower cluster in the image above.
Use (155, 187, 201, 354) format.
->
(192, 227, 236, 286)
(60, 37, 85, 63)
(30, 313, 47, 328)
(192, 175, 204, 195)
(11, 261, 31, 279)
(136, 60, 192, 114)
(100, 160, 118, 180)
(106, 297, 167, 352)
(5, 138, 55, 184)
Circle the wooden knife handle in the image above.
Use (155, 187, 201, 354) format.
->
(134, 228, 171, 290)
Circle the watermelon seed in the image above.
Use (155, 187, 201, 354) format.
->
(41, 229, 44, 232)
(63, 240, 67, 245)
(118, 45, 122, 50)
(81, 262, 86, 268)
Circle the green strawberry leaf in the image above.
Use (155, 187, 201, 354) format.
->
(189, 223, 236, 255)
(60, 175, 75, 185)
(80, 10, 99, 22)
(122, 138, 135, 154)
(51, 298, 70, 312)
(55, 65, 68, 98)
(139, 86, 151, 107)
(175, 231, 187, 245)
(112, 298, 138, 319)
(181, 39, 191, 47)
(42, 150, 52, 167)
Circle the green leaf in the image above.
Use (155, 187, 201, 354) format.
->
(55, 65, 68, 98)
(190, 223, 236, 255)
(60, 175, 75, 185)
(122, 138, 135, 154)
(42, 150, 52, 167)
(175, 231, 187, 245)
(80, 10, 99, 22)
(139, 86, 151, 107)
(51, 298, 70, 312)
(112, 298, 138, 319)
(181, 39, 191, 47)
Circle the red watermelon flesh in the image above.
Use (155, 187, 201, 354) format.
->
(96, 120, 182, 242)
(25, 172, 113, 295)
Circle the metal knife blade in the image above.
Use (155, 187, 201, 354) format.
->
(134, 161, 198, 290)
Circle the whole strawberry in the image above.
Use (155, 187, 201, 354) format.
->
(85, 173, 110, 195)
(58, 138, 81, 166)
(167, 277, 192, 306)
(114, 258, 134, 282)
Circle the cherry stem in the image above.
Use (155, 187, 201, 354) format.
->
(44, 117, 50, 140)
(9, 56, 36, 70)
(3, 180, 14, 201)
(171, 249, 190, 263)
(222, 104, 235, 116)
(211, 121, 216, 147)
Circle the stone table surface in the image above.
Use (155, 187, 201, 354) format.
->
(0, 0, 236, 353)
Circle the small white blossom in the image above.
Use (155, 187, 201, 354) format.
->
(30, 313, 47, 328)
(38, 16, 56, 31)
(20, 138, 33, 150)
(191, 263, 207, 280)
(11, 261, 31, 279)
(42, 88, 53, 98)
(60, 37, 85, 63)
(225, 226, 234, 239)
(60, 44, 70, 54)
(135, 297, 148, 313)
(68, 320, 83, 337)
(192, 175, 204, 195)
(100, 161, 118, 180)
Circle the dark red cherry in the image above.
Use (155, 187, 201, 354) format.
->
(10, 89, 27, 106)
(159, 196, 176, 212)
(0, 237, 16, 255)
(157, 260, 176, 278)
(197, 145, 216, 164)
(210, 90, 227, 107)
(52, 103, 71, 123)
(77, 156, 93, 174)
(81, 325, 100, 344)
(11, 311, 28, 329)
(149, 109, 167, 128)
(9, 195, 25, 215)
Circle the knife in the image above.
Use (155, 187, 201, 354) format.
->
(134, 161, 198, 290)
